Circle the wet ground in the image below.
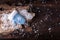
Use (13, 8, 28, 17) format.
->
(0, 0, 60, 40)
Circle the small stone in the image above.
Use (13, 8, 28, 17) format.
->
(32, 25, 35, 27)
(47, 8, 50, 11)
(35, 23, 37, 25)
(48, 28, 51, 31)
(59, 23, 60, 25)
(17, 3, 23, 6)
(40, 20, 43, 22)
(38, 10, 40, 12)
(25, 27, 32, 32)
(34, 31, 37, 33)
(37, 7, 40, 10)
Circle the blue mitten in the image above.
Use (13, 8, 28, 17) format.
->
(13, 13, 26, 25)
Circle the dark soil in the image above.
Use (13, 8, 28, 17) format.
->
(0, 0, 60, 40)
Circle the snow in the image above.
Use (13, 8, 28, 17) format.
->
(19, 9, 35, 21)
